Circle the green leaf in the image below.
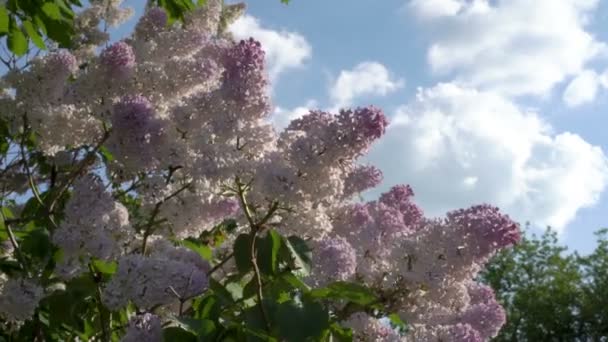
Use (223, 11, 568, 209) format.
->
(274, 295, 330, 342)
(388, 313, 407, 332)
(42, 276, 97, 331)
(91, 259, 117, 275)
(22, 20, 45, 49)
(310, 282, 377, 306)
(41, 3, 62, 20)
(0, 7, 8, 34)
(330, 323, 353, 342)
(182, 239, 212, 261)
(99, 146, 114, 163)
(163, 327, 197, 342)
(280, 235, 312, 277)
(193, 295, 221, 320)
(20, 228, 52, 260)
(234, 233, 252, 274)
(280, 272, 310, 292)
(257, 229, 282, 275)
(209, 278, 236, 305)
(33, 15, 47, 35)
(40, 14, 73, 47)
(8, 18, 27, 56)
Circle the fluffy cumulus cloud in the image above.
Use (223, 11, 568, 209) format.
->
(368, 83, 608, 232)
(563, 70, 601, 107)
(329, 62, 404, 108)
(562, 69, 608, 106)
(408, 0, 607, 96)
(230, 15, 312, 81)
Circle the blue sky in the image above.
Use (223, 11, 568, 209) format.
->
(120, 0, 608, 253)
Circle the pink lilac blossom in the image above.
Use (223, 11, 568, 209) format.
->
(52, 174, 132, 279)
(100, 41, 136, 77)
(107, 95, 165, 173)
(312, 236, 357, 285)
(342, 165, 383, 197)
(135, 7, 168, 38)
(102, 244, 210, 310)
(222, 38, 270, 118)
(459, 300, 506, 340)
(342, 313, 402, 342)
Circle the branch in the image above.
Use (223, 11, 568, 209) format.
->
(235, 178, 274, 332)
(140, 182, 192, 254)
(250, 227, 271, 332)
(0, 210, 31, 277)
(48, 130, 111, 212)
(89, 263, 111, 342)
(207, 251, 234, 276)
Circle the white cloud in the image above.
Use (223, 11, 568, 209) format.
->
(229, 15, 312, 81)
(563, 70, 600, 107)
(409, 0, 607, 97)
(407, 0, 465, 19)
(270, 100, 318, 129)
(368, 83, 608, 232)
(329, 62, 404, 109)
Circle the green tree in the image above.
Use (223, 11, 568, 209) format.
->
(579, 228, 608, 339)
(481, 226, 608, 341)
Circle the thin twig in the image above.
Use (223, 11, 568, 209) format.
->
(250, 227, 271, 332)
(89, 263, 111, 342)
(0, 210, 31, 277)
(235, 179, 272, 332)
(48, 130, 111, 212)
(207, 252, 234, 276)
(140, 182, 192, 254)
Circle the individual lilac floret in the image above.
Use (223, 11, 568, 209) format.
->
(447, 204, 521, 256)
(222, 38, 270, 118)
(100, 41, 136, 78)
(343, 165, 383, 198)
(109, 95, 163, 172)
(121, 313, 162, 342)
(313, 236, 357, 284)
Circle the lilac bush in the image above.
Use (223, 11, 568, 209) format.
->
(0, 1, 520, 341)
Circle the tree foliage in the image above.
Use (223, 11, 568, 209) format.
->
(481, 227, 608, 341)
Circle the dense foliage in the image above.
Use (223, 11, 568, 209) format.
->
(481, 227, 608, 341)
(0, 1, 520, 341)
